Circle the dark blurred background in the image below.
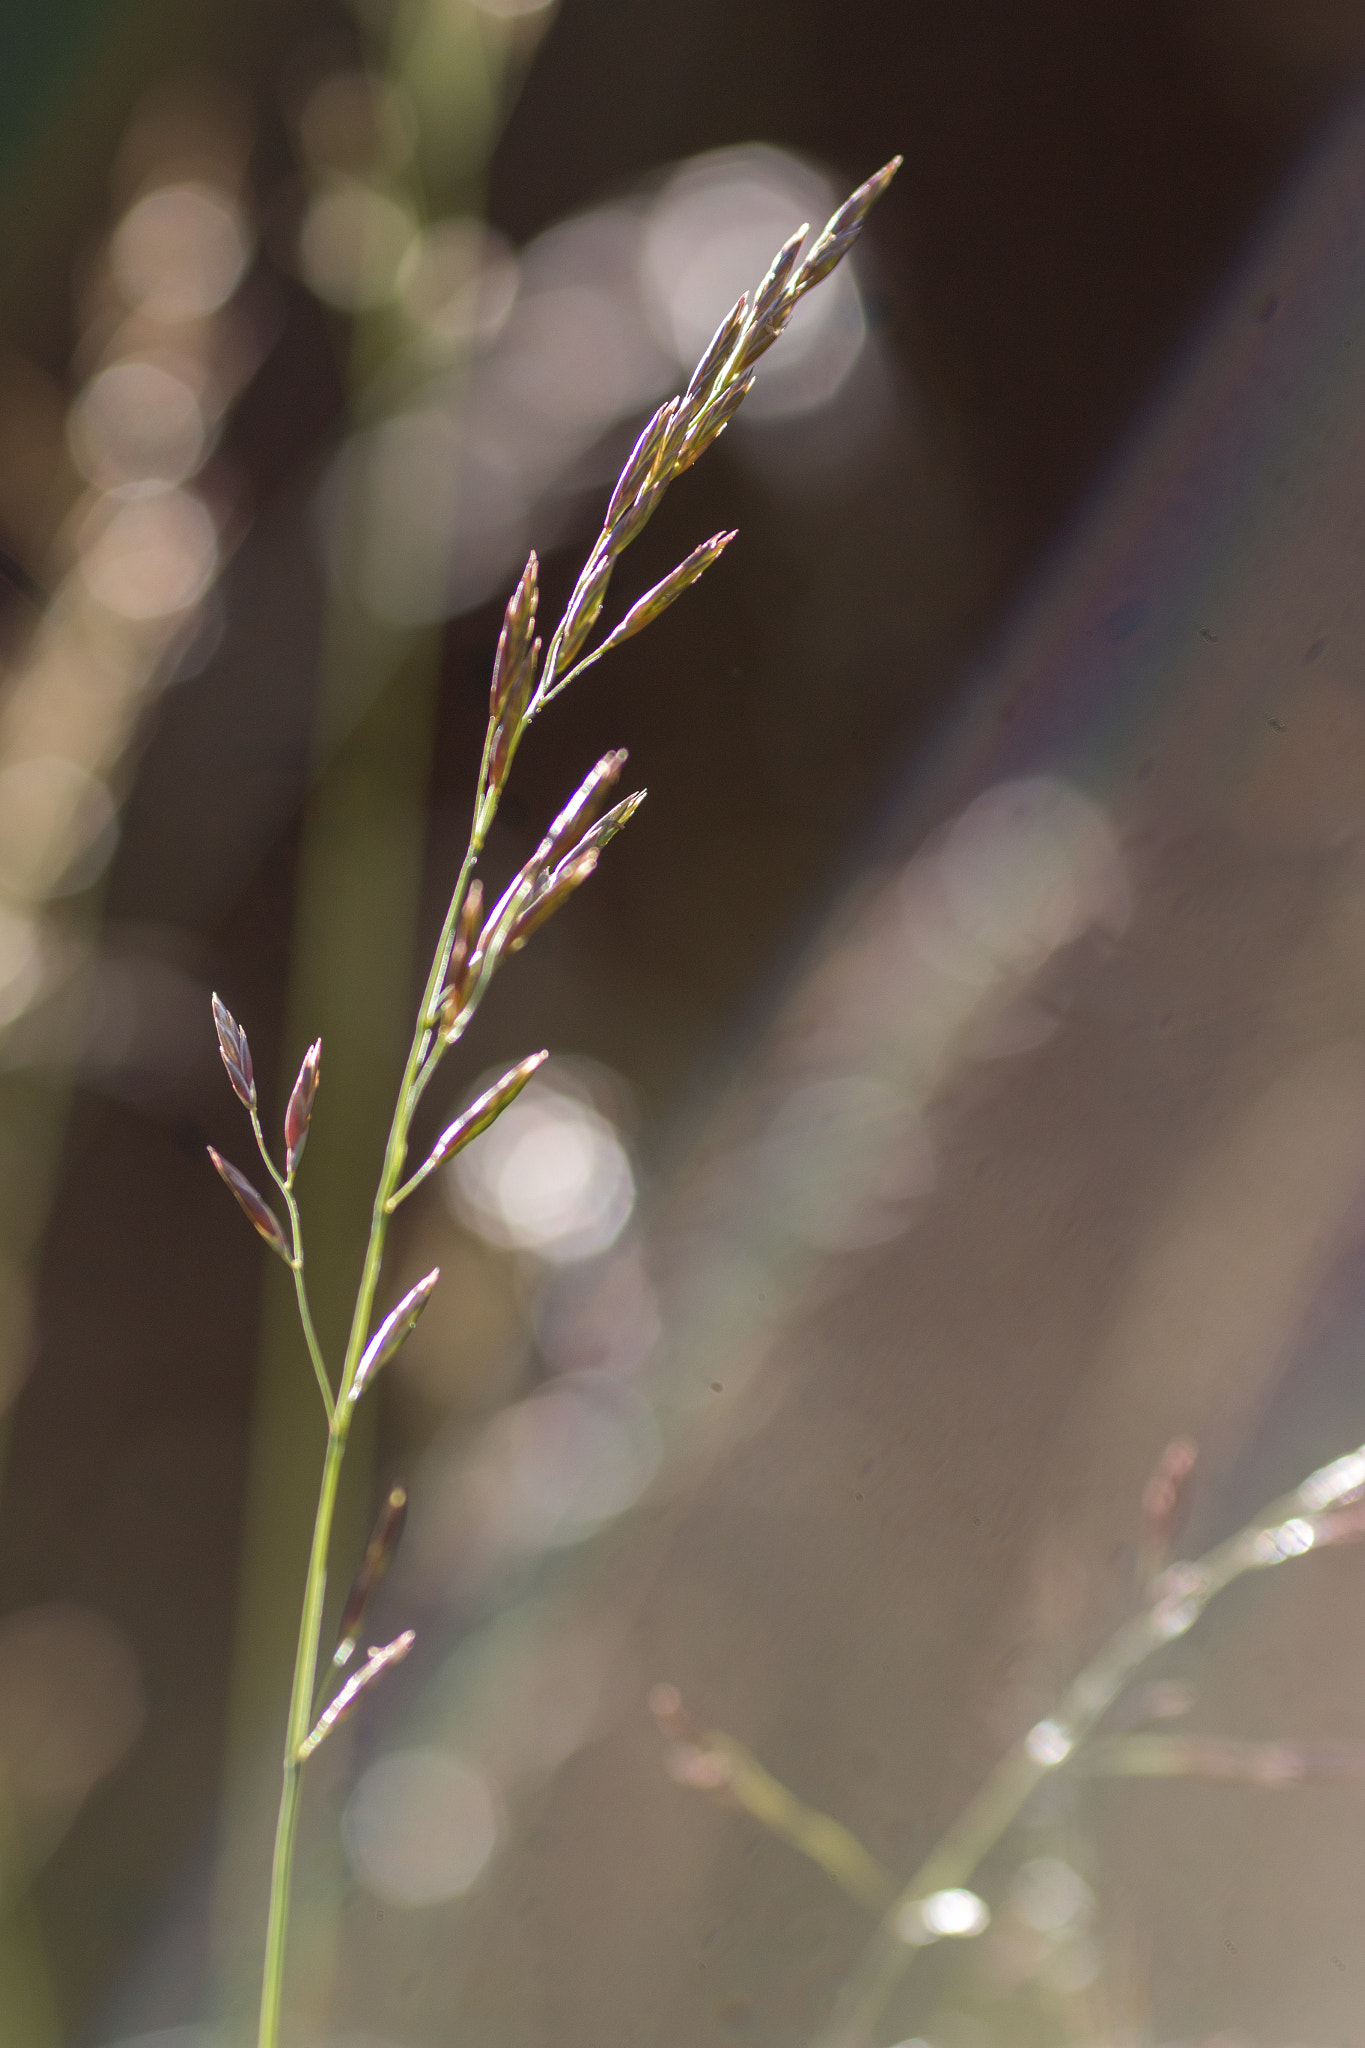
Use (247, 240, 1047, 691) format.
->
(3, 3, 1365, 2045)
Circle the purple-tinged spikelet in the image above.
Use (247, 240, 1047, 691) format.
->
(333, 1485, 408, 1669)
(211, 993, 255, 1110)
(350, 1269, 440, 1403)
(208, 1147, 290, 1262)
(284, 1040, 321, 1177)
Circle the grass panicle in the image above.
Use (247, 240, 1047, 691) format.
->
(196, 155, 901, 2048)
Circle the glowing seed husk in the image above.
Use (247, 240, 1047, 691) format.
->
(793, 154, 902, 297)
(746, 224, 807, 333)
(681, 292, 749, 408)
(426, 1050, 549, 1170)
(592, 532, 736, 653)
(297, 1630, 416, 1760)
(508, 851, 598, 951)
(436, 880, 485, 1035)
(571, 789, 646, 860)
(605, 398, 679, 528)
(349, 1268, 440, 1403)
(555, 551, 615, 675)
(674, 377, 756, 475)
(535, 750, 627, 869)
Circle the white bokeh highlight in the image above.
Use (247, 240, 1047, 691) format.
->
(641, 145, 867, 420)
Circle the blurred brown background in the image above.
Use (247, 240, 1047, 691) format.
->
(3, 3, 1365, 2046)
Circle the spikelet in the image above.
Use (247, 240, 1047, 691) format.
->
(590, 533, 736, 655)
(333, 1485, 408, 1670)
(680, 293, 749, 411)
(208, 1148, 290, 1262)
(534, 751, 628, 870)
(507, 850, 598, 953)
(284, 1040, 321, 1177)
(349, 1269, 440, 1403)
(792, 156, 902, 299)
(489, 552, 539, 719)
(297, 1631, 416, 1760)
(211, 993, 255, 1110)
(605, 399, 680, 529)
(436, 880, 485, 1037)
(427, 1052, 547, 1172)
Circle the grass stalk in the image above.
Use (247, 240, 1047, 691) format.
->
(253, 845, 477, 2048)
(196, 159, 903, 2048)
(258, 1429, 345, 2048)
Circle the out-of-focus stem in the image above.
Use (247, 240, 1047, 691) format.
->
(809, 1442, 1365, 2048)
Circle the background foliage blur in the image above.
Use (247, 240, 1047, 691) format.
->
(5, 2, 1365, 2045)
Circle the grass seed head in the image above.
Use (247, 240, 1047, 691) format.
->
(437, 880, 485, 1034)
(351, 1268, 441, 1403)
(208, 1147, 290, 1262)
(508, 848, 599, 952)
(674, 377, 756, 476)
(284, 1039, 322, 1177)
(606, 398, 680, 529)
(597, 531, 736, 651)
(334, 1484, 409, 1669)
(793, 154, 902, 298)
(211, 993, 256, 1111)
(426, 1048, 550, 1172)
(490, 551, 540, 718)
(555, 552, 616, 677)
(536, 749, 628, 870)
(573, 788, 646, 858)
(681, 292, 750, 411)
(746, 223, 808, 334)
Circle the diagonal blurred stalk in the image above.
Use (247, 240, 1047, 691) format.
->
(210, 5, 553, 2036)
(0, 85, 259, 2048)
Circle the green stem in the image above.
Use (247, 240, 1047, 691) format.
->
(287, 1244, 335, 1430)
(250, 1109, 335, 1429)
(257, 1425, 345, 2048)
(254, 842, 482, 2048)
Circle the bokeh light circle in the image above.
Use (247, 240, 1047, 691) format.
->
(448, 1078, 635, 1262)
(342, 1746, 499, 1906)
